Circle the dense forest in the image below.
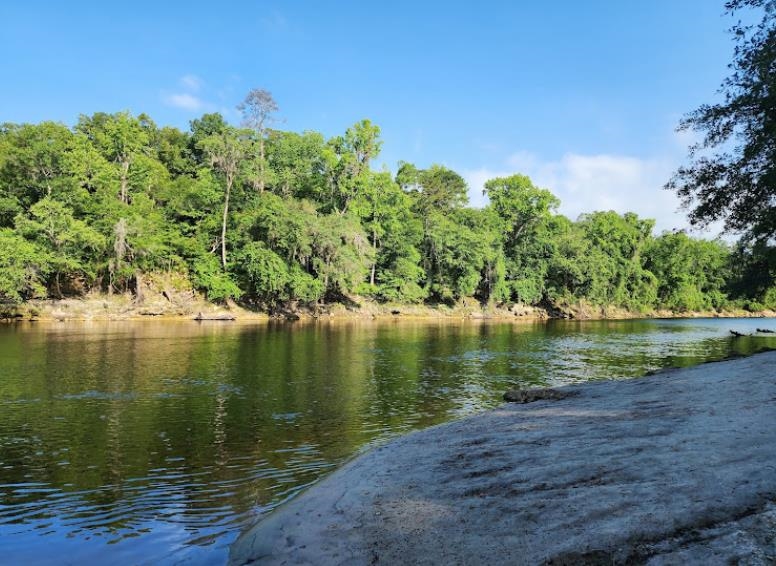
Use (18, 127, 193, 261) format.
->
(0, 92, 774, 314)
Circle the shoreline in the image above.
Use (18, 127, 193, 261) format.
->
(230, 351, 776, 565)
(1, 295, 774, 323)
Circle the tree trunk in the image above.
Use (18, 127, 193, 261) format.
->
(221, 174, 232, 269)
(370, 228, 377, 286)
(134, 270, 145, 304)
(258, 136, 265, 193)
(120, 160, 130, 203)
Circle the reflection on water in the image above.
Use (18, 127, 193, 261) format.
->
(0, 317, 773, 564)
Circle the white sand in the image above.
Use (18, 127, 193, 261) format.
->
(231, 352, 776, 565)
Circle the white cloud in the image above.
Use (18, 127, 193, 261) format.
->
(463, 149, 723, 237)
(463, 168, 510, 208)
(180, 74, 203, 92)
(163, 93, 205, 111)
(160, 75, 212, 112)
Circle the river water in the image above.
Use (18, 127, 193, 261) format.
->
(0, 317, 773, 564)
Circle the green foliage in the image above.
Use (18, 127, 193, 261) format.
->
(309, 213, 373, 296)
(485, 174, 561, 304)
(645, 232, 730, 312)
(566, 212, 658, 310)
(0, 229, 51, 302)
(237, 242, 291, 302)
(287, 266, 325, 304)
(15, 198, 104, 294)
(422, 209, 489, 302)
(264, 130, 325, 199)
(724, 240, 776, 307)
(668, 0, 776, 247)
(191, 254, 242, 302)
(401, 163, 469, 214)
(0, 100, 765, 314)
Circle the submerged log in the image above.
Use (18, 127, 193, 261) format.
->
(756, 328, 775, 334)
(194, 312, 236, 321)
(730, 330, 748, 337)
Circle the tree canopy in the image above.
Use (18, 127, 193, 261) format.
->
(0, 87, 772, 313)
(668, 0, 776, 244)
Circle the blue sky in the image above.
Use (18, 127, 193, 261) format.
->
(1, 1, 742, 233)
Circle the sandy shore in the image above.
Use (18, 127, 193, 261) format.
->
(3, 294, 774, 322)
(231, 351, 776, 565)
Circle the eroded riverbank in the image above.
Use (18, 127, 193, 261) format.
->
(2, 294, 774, 322)
(231, 351, 776, 565)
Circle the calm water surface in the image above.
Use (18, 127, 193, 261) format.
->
(0, 317, 774, 564)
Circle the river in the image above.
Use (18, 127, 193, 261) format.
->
(0, 317, 772, 565)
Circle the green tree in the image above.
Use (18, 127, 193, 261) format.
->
(0, 229, 50, 303)
(484, 174, 561, 304)
(265, 130, 326, 199)
(668, 0, 776, 243)
(723, 239, 776, 306)
(323, 120, 382, 214)
(236, 242, 289, 300)
(76, 112, 152, 204)
(15, 198, 104, 297)
(645, 232, 730, 311)
(197, 125, 248, 269)
(400, 163, 469, 215)
(575, 211, 658, 310)
(0, 122, 96, 224)
(238, 88, 279, 193)
(310, 213, 373, 298)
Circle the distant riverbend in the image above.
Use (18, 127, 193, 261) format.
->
(1, 318, 775, 564)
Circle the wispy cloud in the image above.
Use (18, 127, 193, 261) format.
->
(462, 134, 723, 237)
(163, 93, 205, 111)
(162, 74, 211, 112)
(180, 74, 202, 92)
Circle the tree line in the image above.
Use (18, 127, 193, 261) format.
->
(0, 91, 773, 313)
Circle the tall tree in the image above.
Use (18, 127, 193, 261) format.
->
(400, 163, 468, 216)
(264, 130, 326, 199)
(484, 175, 560, 303)
(667, 0, 776, 243)
(324, 120, 382, 214)
(76, 112, 150, 204)
(198, 126, 247, 269)
(237, 88, 278, 193)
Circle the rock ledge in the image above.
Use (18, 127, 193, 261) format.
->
(231, 352, 776, 565)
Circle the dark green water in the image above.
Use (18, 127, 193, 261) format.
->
(0, 317, 773, 565)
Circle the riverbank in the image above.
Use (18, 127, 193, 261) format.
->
(1, 293, 774, 322)
(230, 351, 776, 565)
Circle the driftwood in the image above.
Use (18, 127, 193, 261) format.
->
(757, 328, 775, 334)
(193, 312, 236, 321)
(503, 387, 576, 403)
(730, 330, 749, 337)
